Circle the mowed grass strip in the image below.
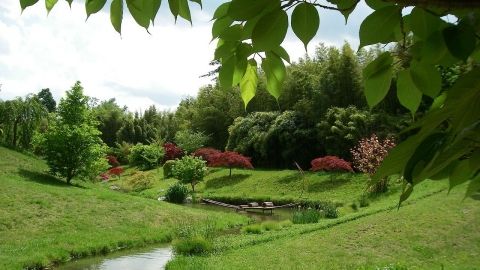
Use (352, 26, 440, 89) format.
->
(0, 147, 247, 269)
(167, 188, 480, 270)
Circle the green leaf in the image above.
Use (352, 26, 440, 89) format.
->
(409, 7, 442, 40)
(397, 69, 422, 115)
(110, 0, 123, 34)
(272, 46, 290, 64)
(328, 0, 358, 22)
(151, 0, 162, 24)
(410, 63, 441, 98)
(465, 174, 480, 198)
(398, 183, 413, 208)
(86, 0, 107, 19)
(212, 16, 233, 40)
(45, 0, 58, 13)
(470, 150, 480, 172)
(168, 0, 179, 20)
(359, 6, 402, 48)
(178, 0, 192, 24)
(65, 0, 73, 8)
(366, 0, 392, 10)
(291, 3, 319, 50)
(228, 0, 272, 21)
(252, 9, 288, 52)
(404, 132, 446, 184)
(233, 56, 248, 86)
(219, 55, 235, 90)
(189, 0, 201, 9)
(219, 24, 243, 41)
(419, 31, 458, 66)
(20, 0, 39, 11)
(262, 52, 286, 100)
(443, 23, 476, 61)
(213, 2, 230, 19)
(126, 0, 152, 29)
(449, 160, 473, 191)
(240, 59, 258, 108)
(363, 52, 393, 108)
(214, 40, 236, 61)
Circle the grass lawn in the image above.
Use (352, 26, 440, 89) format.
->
(0, 147, 248, 269)
(167, 187, 480, 269)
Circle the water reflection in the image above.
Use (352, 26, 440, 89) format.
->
(56, 246, 172, 270)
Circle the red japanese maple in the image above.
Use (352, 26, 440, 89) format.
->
(193, 147, 222, 165)
(163, 142, 184, 161)
(210, 151, 254, 177)
(106, 155, 120, 167)
(310, 156, 353, 172)
(108, 166, 124, 178)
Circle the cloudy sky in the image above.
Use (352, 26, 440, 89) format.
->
(0, 0, 371, 111)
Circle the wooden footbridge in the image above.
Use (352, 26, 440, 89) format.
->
(202, 198, 296, 214)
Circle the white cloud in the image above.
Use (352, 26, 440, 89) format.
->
(0, 0, 369, 111)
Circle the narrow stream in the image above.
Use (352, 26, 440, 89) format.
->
(56, 203, 295, 269)
(55, 245, 173, 270)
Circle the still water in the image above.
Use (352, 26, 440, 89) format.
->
(55, 246, 173, 270)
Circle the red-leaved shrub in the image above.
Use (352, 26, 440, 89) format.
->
(350, 134, 396, 193)
(310, 156, 353, 172)
(163, 142, 184, 161)
(193, 147, 222, 165)
(210, 151, 254, 177)
(100, 173, 110, 181)
(107, 155, 120, 167)
(108, 166, 124, 179)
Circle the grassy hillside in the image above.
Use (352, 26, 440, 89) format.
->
(167, 187, 480, 269)
(0, 147, 247, 269)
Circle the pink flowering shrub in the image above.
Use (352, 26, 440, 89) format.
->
(100, 173, 110, 181)
(350, 134, 396, 193)
(310, 156, 353, 172)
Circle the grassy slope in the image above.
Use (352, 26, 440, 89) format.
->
(0, 147, 247, 269)
(167, 187, 480, 270)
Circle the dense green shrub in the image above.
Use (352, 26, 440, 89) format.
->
(359, 194, 370, 208)
(165, 182, 189, 204)
(173, 236, 213, 255)
(174, 130, 209, 154)
(128, 143, 165, 170)
(172, 155, 207, 192)
(227, 111, 319, 168)
(125, 171, 153, 192)
(111, 142, 132, 164)
(163, 160, 176, 179)
(292, 209, 321, 224)
(321, 203, 338, 219)
(261, 221, 281, 231)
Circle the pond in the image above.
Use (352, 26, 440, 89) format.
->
(186, 202, 296, 222)
(55, 245, 172, 270)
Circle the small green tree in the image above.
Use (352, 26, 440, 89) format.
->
(172, 155, 207, 192)
(34, 81, 108, 184)
(174, 130, 209, 154)
(128, 143, 165, 170)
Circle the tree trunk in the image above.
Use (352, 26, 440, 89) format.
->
(191, 181, 195, 192)
(229, 168, 232, 178)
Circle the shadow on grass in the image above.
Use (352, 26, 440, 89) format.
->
(307, 177, 351, 192)
(205, 174, 250, 189)
(277, 173, 302, 184)
(18, 169, 77, 188)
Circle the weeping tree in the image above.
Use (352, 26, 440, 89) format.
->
(0, 95, 46, 149)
